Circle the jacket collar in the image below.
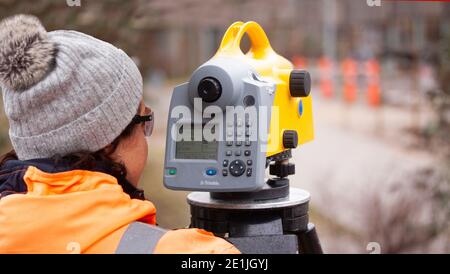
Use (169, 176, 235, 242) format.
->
(0, 157, 145, 199)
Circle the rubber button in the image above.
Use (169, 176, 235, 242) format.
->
(206, 169, 217, 176)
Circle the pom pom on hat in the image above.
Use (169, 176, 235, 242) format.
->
(0, 15, 143, 160)
(0, 14, 57, 91)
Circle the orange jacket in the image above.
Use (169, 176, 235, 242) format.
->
(0, 166, 239, 254)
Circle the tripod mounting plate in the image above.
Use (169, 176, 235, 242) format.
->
(187, 187, 310, 210)
(187, 187, 322, 253)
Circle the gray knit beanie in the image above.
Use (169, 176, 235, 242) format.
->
(0, 15, 143, 160)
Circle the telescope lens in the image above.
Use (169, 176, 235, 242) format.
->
(198, 77, 222, 103)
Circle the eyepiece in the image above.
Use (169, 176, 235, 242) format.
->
(198, 77, 222, 103)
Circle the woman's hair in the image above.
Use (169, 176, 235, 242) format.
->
(0, 120, 140, 196)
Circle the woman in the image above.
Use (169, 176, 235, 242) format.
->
(0, 14, 239, 254)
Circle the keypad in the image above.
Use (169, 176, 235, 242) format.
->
(221, 117, 255, 177)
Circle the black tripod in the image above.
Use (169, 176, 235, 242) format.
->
(187, 150, 323, 254)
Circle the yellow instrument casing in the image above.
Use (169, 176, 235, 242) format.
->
(215, 21, 314, 157)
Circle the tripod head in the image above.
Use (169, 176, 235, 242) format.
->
(186, 149, 322, 253)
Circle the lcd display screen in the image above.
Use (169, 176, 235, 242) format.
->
(175, 124, 218, 160)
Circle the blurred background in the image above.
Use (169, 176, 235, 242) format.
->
(0, 0, 449, 253)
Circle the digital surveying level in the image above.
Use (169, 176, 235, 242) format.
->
(164, 21, 322, 254)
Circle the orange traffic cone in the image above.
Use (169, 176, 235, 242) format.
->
(341, 58, 358, 104)
(365, 59, 381, 107)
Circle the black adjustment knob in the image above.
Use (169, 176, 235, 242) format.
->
(269, 162, 295, 178)
(198, 77, 222, 103)
(289, 70, 311, 97)
(283, 130, 298, 149)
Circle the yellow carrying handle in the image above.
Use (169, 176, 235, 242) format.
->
(217, 21, 273, 59)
